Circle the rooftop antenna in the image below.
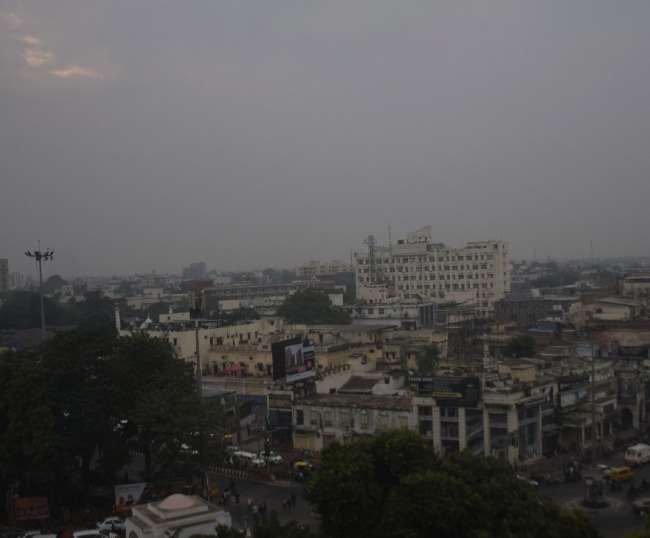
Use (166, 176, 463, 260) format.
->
(388, 224, 393, 254)
(364, 234, 377, 285)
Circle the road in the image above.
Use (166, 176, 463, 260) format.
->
(209, 475, 317, 531)
(539, 453, 650, 538)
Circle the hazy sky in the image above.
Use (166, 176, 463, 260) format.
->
(2, 1, 650, 277)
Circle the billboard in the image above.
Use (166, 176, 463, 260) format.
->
(272, 338, 315, 382)
(411, 376, 481, 407)
(14, 497, 49, 521)
(115, 482, 147, 512)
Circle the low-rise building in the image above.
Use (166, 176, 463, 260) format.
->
(292, 394, 414, 451)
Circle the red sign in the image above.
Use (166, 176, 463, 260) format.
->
(14, 497, 49, 521)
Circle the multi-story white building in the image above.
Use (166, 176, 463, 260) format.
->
(354, 227, 511, 316)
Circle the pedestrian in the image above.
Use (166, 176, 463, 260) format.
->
(235, 492, 241, 504)
(290, 492, 297, 508)
(282, 498, 288, 511)
(247, 498, 253, 512)
(260, 502, 267, 519)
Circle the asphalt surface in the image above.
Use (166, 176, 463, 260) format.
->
(538, 453, 650, 538)
(209, 475, 317, 532)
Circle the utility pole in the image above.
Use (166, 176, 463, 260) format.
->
(194, 320, 202, 396)
(24, 243, 54, 341)
(591, 340, 598, 456)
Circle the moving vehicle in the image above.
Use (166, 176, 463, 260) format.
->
(607, 466, 635, 482)
(633, 497, 650, 515)
(625, 444, 650, 466)
(96, 517, 125, 532)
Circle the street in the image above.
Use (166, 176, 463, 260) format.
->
(209, 475, 317, 531)
(539, 454, 650, 538)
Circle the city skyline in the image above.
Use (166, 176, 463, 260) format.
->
(2, 1, 650, 275)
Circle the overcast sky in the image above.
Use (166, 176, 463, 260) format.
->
(2, 1, 650, 277)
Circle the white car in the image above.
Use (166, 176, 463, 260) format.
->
(96, 517, 125, 532)
(265, 452, 283, 464)
(516, 474, 539, 487)
(74, 531, 104, 538)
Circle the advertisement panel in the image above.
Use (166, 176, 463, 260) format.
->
(115, 483, 147, 512)
(14, 497, 49, 521)
(272, 338, 315, 382)
(411, 376, 481, 407)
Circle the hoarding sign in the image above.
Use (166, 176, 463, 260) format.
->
(272, 338, 315, 382)
(412, 376, 481, 407)
(115, 482, 147, 512)
(14, 497, 49, 521)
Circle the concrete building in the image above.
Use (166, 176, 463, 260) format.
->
(622, 273, 650, 300)
(296, 259, 353, 278)
(586, 297, 643, 322)
(182, 261, 208, 280)
(354, 227, 511, 316)
(292, 394, 414, 451)
(0, 258, 8, 292)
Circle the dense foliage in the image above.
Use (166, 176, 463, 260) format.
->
(415, 344, 439, 374)
(277, 289, 350, 325)
(0, 290, 115, 334)
(308, 432, 599, 538)
(503, 334, 537, 358)
(0, 330, 223, 513)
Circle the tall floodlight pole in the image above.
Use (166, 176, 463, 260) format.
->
(25, 244, 54, 341)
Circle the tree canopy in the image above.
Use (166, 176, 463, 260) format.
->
(277, 289, 350, 325)
(503, 335, 537, 358)
(0, 329, 223, 515)
(0, 290, 115, 335)
(415, 344, 439, 374)
(308, 431, 599, 538)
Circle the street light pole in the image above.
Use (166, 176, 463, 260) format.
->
(24, 244, 54, 341)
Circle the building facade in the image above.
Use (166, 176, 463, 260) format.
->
(354, 227, 511, 316)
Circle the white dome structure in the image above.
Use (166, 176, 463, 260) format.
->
(158, 494, 198, 511)
(125, 493, 229, 538)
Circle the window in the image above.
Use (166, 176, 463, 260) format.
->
(360, 411, 369, 429)
(440, 407, 457, 418)
(296, 409, 304, 425)
(310, 411, 320, 426)
(418, 406, 432, 416)
(324, 410, 333, 427)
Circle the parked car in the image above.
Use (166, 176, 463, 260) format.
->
(633, 497, 650, 515)
(265, 452, 283, 464)
(96, 517, 125, 532)
(0, 528, 25, 538)
(73, 531, 104, 538)
(251, 456, 266, 467)
(626, 444, 650, 466)
(516, 475, 539, 487)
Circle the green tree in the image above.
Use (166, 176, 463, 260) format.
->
(221, 307, 260, 324)
(0, 290, 72, 330)
(503, 335, 536, 358)
(110, 334, 201, 478)
(42, 274, 68, 294)
(277, 290, 350, 325)
(415, 344, 439, 374)
(309, 431, 599, 538)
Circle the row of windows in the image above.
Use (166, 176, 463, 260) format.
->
(358, 253, 496, 264)
(394, 273, 494, 281)
(297, 408, 408, 430)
